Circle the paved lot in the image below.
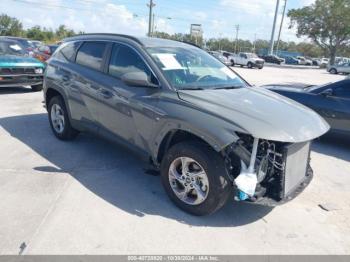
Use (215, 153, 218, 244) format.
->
(233, 66, 346, 86)
(0, 67, 349, 255)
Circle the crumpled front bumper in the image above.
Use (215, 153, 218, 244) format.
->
(244, 165, 313, 207)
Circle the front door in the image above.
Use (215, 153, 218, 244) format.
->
(95, 43, 161, 152)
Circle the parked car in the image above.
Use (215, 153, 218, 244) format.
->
(0, 38, 45, 91)
(44, 34, 329, 215)
(33, 44, 59, 62)
(313, 58, 329, 68)
(296, 56, 312, 66)
(260, 55, 285, 65)
(228, 52, 264, 69)
(285, 56, 299, 65)
(1, 36, 35, 56)
(327, 62, 350, 74)
(208, 51, 231, 66)
(29, 40, 43, 49)
(264, 79, 350, 135)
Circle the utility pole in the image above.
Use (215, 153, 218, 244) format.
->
(253, 33, 257, 52)
(152, 13, 155, 36)
(276, 0, 287, 55)
(234, 24, 239, 54)
(269, 0, 280, 55)
(147, 0, 156, 37)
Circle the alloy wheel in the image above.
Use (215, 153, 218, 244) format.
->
(168, 157, 209, 205)
(50, 104, 65, 134)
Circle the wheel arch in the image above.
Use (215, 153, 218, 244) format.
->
(45, 87, 73, 122)
(155, 128, 239, 165)
(45, 88, 63, 108)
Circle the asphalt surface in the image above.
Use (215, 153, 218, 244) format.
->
(0, 67, 349, 254)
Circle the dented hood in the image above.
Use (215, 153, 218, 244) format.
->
(177, 87, 329, 143)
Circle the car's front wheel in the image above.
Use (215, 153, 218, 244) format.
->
(329, 68, 337, 74)
(247, 62, 253, 68)
(161, 142, 232, 216)
(48, 96, 79, 140)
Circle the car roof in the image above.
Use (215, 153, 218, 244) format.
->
(0, 36, 29, 41)
(64, 33, 196, 48)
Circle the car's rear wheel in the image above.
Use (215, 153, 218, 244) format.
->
(160, 142, 232, 216)
(48, 96, 79, 140)
(31, 84, 43, 92)
(329, 68, 338, 74)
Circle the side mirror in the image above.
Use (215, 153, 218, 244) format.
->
(320, 88, 333, 97)
(121, 71, 159, 88)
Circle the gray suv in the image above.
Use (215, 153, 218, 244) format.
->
(44, 34, 329, 216)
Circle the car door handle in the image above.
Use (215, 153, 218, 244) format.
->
(99, 89, 113, 99)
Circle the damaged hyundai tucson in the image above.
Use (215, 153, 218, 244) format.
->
(43, 34, 329, 216)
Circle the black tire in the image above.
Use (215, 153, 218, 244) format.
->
(160, 142, 232, 216)
(48, 96, 79, 140)
(31, 84, 43, 92)
(329, 68, 337, 74)
(231, 60, 235, 66)
(247, 62, 253, 69)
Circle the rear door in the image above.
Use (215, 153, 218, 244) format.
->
(72, 41, 108, 131)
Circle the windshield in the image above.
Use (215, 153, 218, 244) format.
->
(147, 46, 247, 90)
(0, 41, 25, 56)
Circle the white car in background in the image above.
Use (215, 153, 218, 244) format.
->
(296, 56, 312, 66)
(327, 62, 350, 74)
(227, 52, 265, 69)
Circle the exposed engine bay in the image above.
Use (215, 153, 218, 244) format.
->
(224, 133, 312, 204)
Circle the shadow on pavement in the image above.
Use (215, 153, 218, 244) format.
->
(312, 133, 350, 162)
(0, 113, 273, 227)
(0, 86, 32, 95)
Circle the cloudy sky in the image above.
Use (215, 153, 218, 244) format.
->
(3, 0, 315, 42)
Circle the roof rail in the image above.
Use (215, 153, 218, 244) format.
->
(63, 33, 144, 46)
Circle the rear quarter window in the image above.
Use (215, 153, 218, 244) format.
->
(55, 41, 81, 62)
(76, 42, 106, 71)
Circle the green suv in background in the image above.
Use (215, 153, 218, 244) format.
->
(0, 37, 45, 91)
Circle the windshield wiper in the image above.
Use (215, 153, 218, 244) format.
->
(180, 87, 204, 90)
(214, 85, 243, 90)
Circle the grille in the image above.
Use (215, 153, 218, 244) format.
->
(0, 67, 36, 75)
(282, 141, 310, 197)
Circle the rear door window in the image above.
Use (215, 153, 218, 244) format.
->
(76, 42, 106, 71)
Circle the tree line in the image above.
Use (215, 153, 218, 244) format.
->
(0, 14, 81, 43)
(151, 31, 333, 59)
(1, 0, 349, 63)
